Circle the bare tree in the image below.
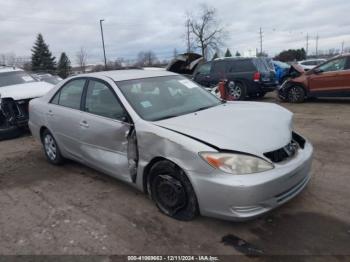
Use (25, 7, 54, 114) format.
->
(188, 5, 225, 60)
(136, 51, 158, 67)
(76, 47, 88, 73)
(0, 53, 17, 66)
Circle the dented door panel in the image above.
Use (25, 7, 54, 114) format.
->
(79, 112, 133, 182)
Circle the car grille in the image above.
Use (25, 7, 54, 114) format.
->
(264, 132, 305, 163)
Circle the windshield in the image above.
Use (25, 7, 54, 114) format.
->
(116, 75, 222, 121)
(0, 71, 36, 87)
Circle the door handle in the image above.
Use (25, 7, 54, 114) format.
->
(80, 120, 89, 128)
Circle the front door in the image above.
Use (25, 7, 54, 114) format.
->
(193, 62, 212, 87)
(79, 79, 133, 182)
(309, 57, 350, 95)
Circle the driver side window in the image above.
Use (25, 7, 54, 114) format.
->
(84, 80, 127, 121)
(318, 58, 346, 72)
(197, 63, 211, 75)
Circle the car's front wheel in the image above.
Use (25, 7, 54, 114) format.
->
(42, 129, 64, 165)
(287, 85, 305, 103)
(150, 160, 199, 221)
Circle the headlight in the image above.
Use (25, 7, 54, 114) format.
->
(199, 152, 274, 175)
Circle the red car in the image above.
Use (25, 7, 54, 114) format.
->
(278, 54, 350, 102)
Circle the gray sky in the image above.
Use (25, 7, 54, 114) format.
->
(1, 0, 350, 64)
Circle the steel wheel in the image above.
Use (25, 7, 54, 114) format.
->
(153, 174, 187, 216)
(149, 160, 199, 221)
(44, 134, 57, 161)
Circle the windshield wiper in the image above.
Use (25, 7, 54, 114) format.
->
(153, 114, 180, 121)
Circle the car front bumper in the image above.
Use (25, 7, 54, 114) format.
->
(189, 141, 313, 221)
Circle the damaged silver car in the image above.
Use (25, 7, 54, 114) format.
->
(0, 67, 53, 140)
(29, 70, 313, 221)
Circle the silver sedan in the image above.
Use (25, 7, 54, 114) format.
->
(29, 70, 313, 221)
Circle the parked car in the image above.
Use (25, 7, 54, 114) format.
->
(279, 54, 350, 102)
(32, 73, 63, 85)
(29, 69, 313, 221)
(193, 57, 278, 100)
(298, 59, 327, 71)
(0, 67, 54, 140)
(273, 60, 291, 84)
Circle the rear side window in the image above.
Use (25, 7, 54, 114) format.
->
(51, 79, 85, 110)
(228, 60, 256, 73)
(212, 61, 227, 75)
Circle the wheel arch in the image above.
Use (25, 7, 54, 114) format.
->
(39, 126, 49, 142)
(142, 156, 189, 195)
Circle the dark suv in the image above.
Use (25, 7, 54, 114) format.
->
(193, 57, 278, 100)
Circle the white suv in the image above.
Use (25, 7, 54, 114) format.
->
(0, 67, 54, 140)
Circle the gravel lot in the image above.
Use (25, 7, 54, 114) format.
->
(0, 93, 349, 259)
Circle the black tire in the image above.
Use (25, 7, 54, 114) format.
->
(228, 81, 247, 100)
(42, 129, 64, 165)
(0, 126, 21, 141)
(149, 160, 199, 221)
(287, 85, 305, 103)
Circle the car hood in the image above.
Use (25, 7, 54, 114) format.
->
(291, 64, 305, 74)
(154, 102, 293, 156)
(0, 81, 54, 100)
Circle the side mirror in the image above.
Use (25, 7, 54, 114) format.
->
(313, 68, 323, 74)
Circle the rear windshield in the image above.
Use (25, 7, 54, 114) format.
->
(252, 58, 270, 72)
(0, 71, 36, 87)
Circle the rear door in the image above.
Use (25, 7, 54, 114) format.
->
(48, 78, 86, 160)
(80, 79, 133, 182)
(308, 57, 350, 95)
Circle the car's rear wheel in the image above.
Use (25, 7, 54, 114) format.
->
(287, 85, 305, 103)
(228, 81, 246, 100)
(42, 129, 64, 165)
(150, 160, 199, 221)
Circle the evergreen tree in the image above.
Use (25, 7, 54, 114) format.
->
(224, 48, 232, 57)
(57, 52, 71, 79)
(235, 51, 241, 57)
(31, 33, 56, 72)
(212, 52, 219, 60)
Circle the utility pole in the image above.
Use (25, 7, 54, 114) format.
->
(186, 18, 191, 53)
(259, 27, 263, 56)
(341, 41, 344, 54)
(315, 34, 319, 57)
(99, 19, 107, 69)
(306, 33, 309, 57)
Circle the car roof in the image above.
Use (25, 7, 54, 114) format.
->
(0, 67, 23, 73)
(79, 69, 177, 81)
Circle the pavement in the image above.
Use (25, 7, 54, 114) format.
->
(0, 93, 349, 260)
